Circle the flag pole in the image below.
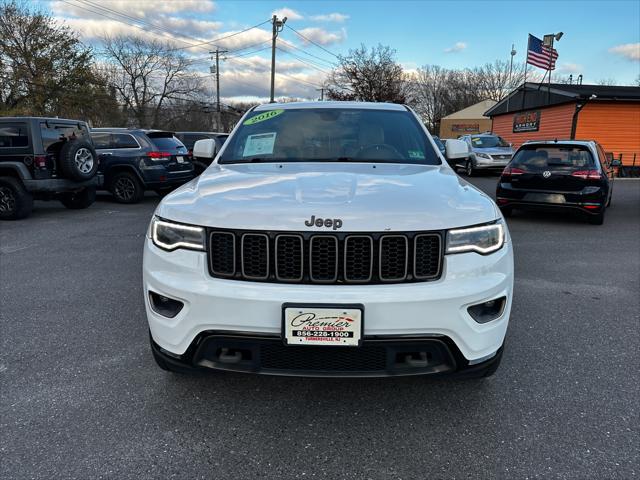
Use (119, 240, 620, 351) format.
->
(522, 35, 529, 110)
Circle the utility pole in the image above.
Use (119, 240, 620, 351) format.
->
(210, 48, 228, 131)
(315, 87, 325, 101)
(270, 14, 287, 103)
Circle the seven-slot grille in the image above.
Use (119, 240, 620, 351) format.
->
(208, 230, 442, 284)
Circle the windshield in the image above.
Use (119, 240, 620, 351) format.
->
(511, 146, 596, 172)
(219, 108, 439, 165)
(471, 135, 509, 148)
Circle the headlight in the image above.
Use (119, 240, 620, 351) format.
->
(476, 152, 491, 159)
(151, 217, 205, 251)
(446, 221, 505, 255)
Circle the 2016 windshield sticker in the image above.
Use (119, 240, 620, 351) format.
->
(408, 150, 425, 159)
(243, 109, 284, 126)
(243, 132, 277, 157)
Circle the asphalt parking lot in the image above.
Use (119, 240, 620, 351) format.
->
(1, 177, 639, 479)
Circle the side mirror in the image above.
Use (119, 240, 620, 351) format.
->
(445, 139, 470, 160)
(610, 159, 622, 167)
(192, 138, 217, 159)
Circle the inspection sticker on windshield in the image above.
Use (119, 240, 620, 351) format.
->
(243, 132, 277, 157)
(243, 109, 284, 126)
(408, 150, 425, 159)
(283, 305, 363, 347)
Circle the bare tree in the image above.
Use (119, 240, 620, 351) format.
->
(596, 78, 618, 86)
(326, 44, 407, 103)
(471, 60, 527, 101)
(101, 35, 204, 128)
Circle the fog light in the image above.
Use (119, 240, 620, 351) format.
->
(148, 291, 184, 318)
(467, 296, 506, 324)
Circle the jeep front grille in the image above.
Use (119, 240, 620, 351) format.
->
(208, 230, 442, 285)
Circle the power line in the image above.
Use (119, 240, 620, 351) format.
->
(284, 24, 341, 59)
(226, 55, 321, 89)
(169, 20, 272, 51)
(227, 46, 272, 59)
(61, 0, 271, 54)
(78, 0, 206, 45)
(278, 39, 337, 67)
(276, 47, 331, 74)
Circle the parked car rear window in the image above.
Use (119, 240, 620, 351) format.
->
(471, 135, 509, 148)
(147, 134, 186, 152)
(180, 134, 211, 150)
(511, 146, 596, 172)
(40, 122, 90, 153)
(0, 125, 29, 148)
(219, 108, 439, 165)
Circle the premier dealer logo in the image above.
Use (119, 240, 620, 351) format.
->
(304, 215, 343, 230)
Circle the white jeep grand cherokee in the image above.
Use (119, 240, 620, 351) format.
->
(143, 102, 513, 378)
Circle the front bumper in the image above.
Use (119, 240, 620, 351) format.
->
(23, 175, 102, 193)
(143, 235, 514, 368)
(151, 332, 504, 377)
(474, 159, 510, 170)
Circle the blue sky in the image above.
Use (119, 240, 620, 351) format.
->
(48, 0, 640, 101)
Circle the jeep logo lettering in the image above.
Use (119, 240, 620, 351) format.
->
(304, 215, 343, 230)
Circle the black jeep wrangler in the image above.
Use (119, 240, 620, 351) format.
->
(0, 117, 100, 220)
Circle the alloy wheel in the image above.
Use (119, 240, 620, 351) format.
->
(114, 177, 136, 201)
(0, 186, 16, 213)
(74, 148, 94, 174)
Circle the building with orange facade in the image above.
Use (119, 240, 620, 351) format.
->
(486, 83, 640, 165)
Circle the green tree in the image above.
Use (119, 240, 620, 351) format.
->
(0, 1, 120, 124)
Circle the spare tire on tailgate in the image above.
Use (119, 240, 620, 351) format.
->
(59, 139, 98, 181)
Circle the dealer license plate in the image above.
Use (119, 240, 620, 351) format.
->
(177, 156, 185, 163)
(283, 305, 363, 347)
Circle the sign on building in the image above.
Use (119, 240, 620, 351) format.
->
(452, 123, 480, 133)
(513, 110, 541, 132)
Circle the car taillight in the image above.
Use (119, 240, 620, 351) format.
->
(501, 166, 525, 179)
(34, 155, 47, 168)
(148, 151, 172, 159)
(571, 170, 601, 180)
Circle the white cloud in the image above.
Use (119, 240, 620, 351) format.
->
(271, 7, 303, 20)
(296, 27, 345, 46)
(609, 43, 640, 61)
(51, 0, 215, 18)
(310, 13, 349, 22)
(444, 42, 467, 53)
(557, 63, 582, 74)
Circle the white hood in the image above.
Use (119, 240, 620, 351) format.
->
(156, 162, 499, 232)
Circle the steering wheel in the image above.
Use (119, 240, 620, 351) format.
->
(356, 144, 403, 160)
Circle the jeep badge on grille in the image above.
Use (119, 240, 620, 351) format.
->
(305, 215, 343, 230)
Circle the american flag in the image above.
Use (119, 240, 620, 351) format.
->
(527, 34, 559, 70)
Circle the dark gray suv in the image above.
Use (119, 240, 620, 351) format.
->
(0, 117, 100, 220)
(91, 129, 194, 203)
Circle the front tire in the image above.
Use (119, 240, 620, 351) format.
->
(109, 171, 144, 204)
(59, 187, 96, 209)
(0, 177, 33, 220)
(465, 160, 475, 177)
